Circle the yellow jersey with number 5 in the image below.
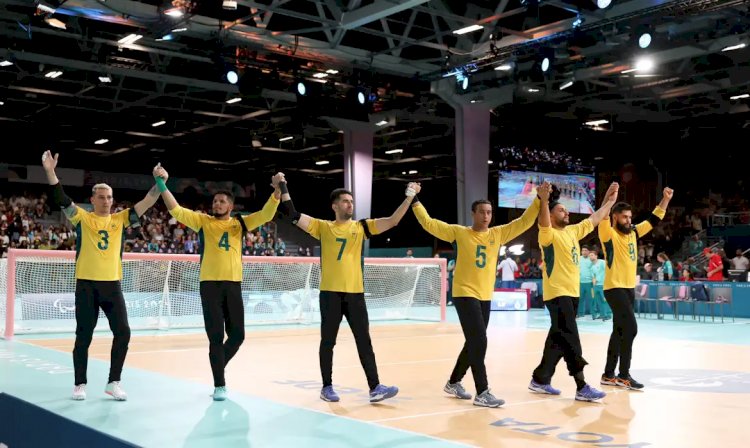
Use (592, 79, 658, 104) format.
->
(69, 207, 138, 281)
(169, 194, 279, 282)
(412, 199, 540, 301)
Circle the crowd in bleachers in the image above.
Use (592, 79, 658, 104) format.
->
(497, 146, 593, 174)
(0, 193, 316, 258)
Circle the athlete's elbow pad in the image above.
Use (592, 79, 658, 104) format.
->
(50, 182, 73, 208)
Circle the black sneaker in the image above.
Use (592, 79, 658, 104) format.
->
(616, 375, 644, 390)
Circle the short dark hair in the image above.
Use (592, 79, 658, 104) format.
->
(214, 190, 235, 204)
(471, 199, 492, 212)
(548, 184, 562, 210)
(612, 202, 632, 214)
(330, 188, 353, 204)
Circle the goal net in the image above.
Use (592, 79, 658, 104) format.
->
(2, 249, 447, 337)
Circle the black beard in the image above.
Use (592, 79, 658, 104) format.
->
(616, 222, 634, 234)
(212, 211, 229, 219)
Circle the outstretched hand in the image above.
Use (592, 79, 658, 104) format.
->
(537, 181, 551, 201)
(153, 163, 169, 181)
(605, 182, 619, 203)
(41, 150, 59, 172)
(406, 182, 421, 197)
(271, 172, 286, 189)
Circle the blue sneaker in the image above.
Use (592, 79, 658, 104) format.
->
(320, 386, 340, 402)
(575, 384, 606, 402)
(212, 386, 227, 401)
(528, 380, 561, 395)
(369, 384, 398, 403)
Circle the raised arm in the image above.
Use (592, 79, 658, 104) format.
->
(538, 182, 551, 228)
(635, 187, 672, 237)
(588, 182, 619, 227)
(153, 166, 203, 231)
(241, 173, 282, 229)
(372, 182, 420, 234)
(133, 163, 164, 217)
(658, 187, 673, 211)
(276, 175, 315, 233)
(496, 194, 541, 243)
(153, 165, 179, 211)
(410, 185, 458, 243)
(41, 150, 78, 221)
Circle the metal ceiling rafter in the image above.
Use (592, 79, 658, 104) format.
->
(339, 0, 431, 30)
(314, 1, 335, 44)
(393, 9, 418, 58)
(331, 0, 361, 48)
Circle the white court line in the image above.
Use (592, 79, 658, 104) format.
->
(339, 350, 546, 369)
(9, 340, 473, 448)
(371, 389, 628, 423)
(128, 348, 205, 354)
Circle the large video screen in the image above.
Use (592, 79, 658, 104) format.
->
(498, 170, 596, 214)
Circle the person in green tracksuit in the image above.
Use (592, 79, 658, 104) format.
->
(578, 246, 593, 317)
(589, 250, 611, 321)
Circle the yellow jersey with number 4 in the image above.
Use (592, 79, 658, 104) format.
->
(169, 194, 279, 282)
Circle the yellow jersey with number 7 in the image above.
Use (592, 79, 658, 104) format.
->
(305, 218, 380, 293)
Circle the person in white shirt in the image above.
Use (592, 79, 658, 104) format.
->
(497, 254, 518, 289)
(732, 249, 749, 271)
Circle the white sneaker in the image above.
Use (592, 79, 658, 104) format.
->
(72, 384, 86, 401)
(105, 381, 127, 401)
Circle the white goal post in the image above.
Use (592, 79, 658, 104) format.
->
(1, 249, 447, 338)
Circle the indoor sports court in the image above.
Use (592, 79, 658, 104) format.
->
(2, 250, 750, 447)
(3, 0, 750, 447)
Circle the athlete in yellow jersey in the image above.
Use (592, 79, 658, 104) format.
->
(42, 150, 162, 402)
(528, 182, 618, 402)
(412, 183, 543, 408)
(276, 177, 416, 403)
(154, 165, 282, 401)
(598, 188, 673, 391)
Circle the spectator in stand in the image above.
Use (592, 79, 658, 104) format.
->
(718, 249, 731, 280)
(656, 253, 673, 280)
(704, 248, 724, 281)
(497, 254, 518, 289)
(639, 263, 656, 280)
(688, 235, 704, 256)
(732, 249, 749, 271)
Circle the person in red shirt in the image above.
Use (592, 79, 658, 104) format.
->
(704, 248, 724, 281)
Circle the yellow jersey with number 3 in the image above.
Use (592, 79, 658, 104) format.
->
(69, 207, 138, 281)
(169, 194, 279, 282)
(305, 218, 380, 293)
